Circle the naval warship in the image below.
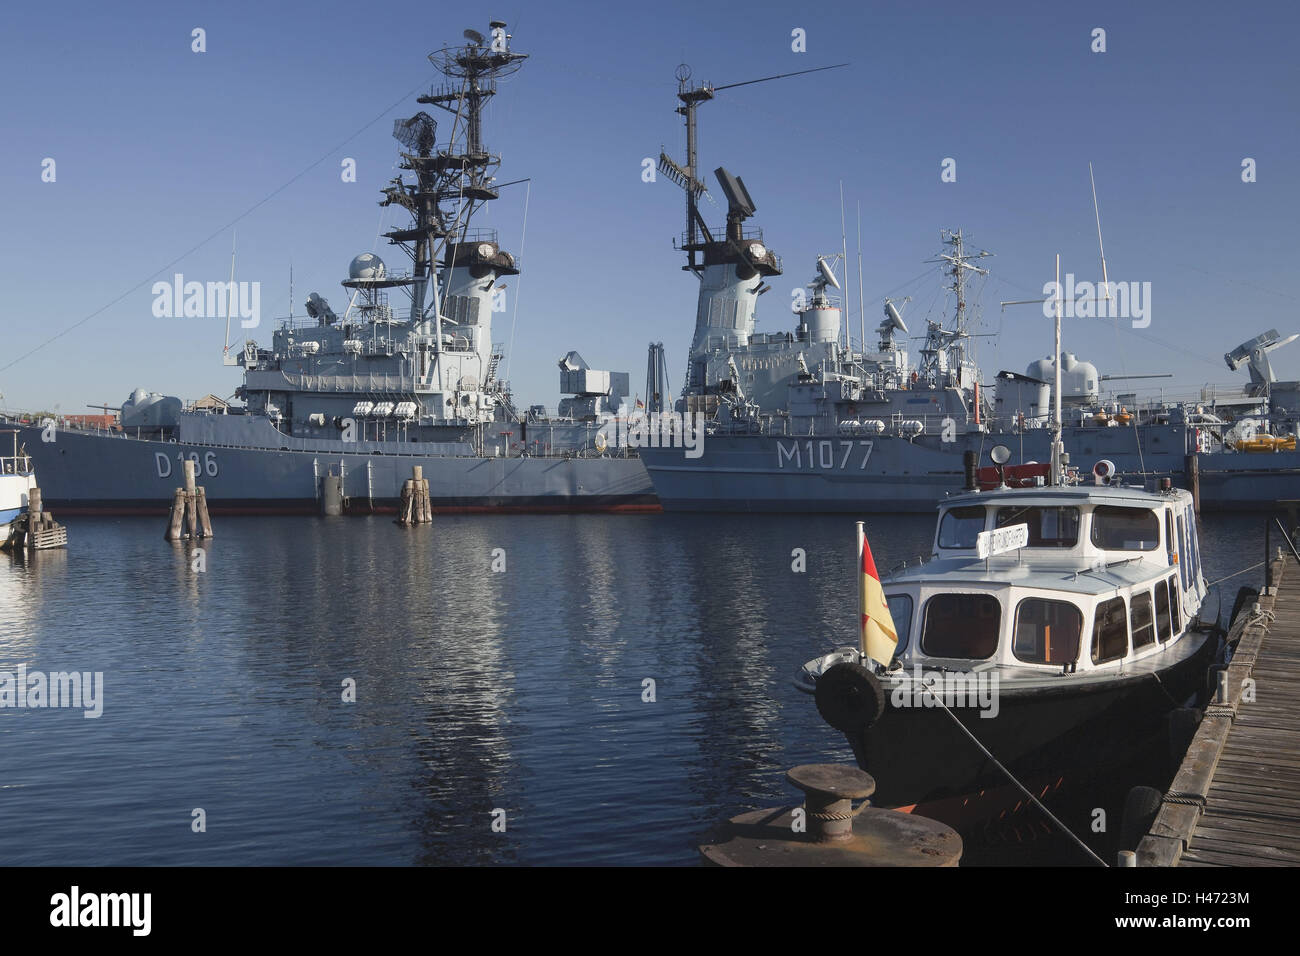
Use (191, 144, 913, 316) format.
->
(637, 68, 1300, 512)
(6, 23, 657, 515)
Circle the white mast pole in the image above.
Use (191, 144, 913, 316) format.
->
(839, 181, 851, 352)
(856, 201, 866, 356)
(222, 230, 237, 366)
(856, 520, 865, 656)
(1089, 163, 1110, 302)
(1052, 253, 1063, 485)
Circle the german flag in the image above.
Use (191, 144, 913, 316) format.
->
(859, 522, 898, 667)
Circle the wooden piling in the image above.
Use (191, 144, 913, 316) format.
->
(3, 485, 67, 552)
(165, 489, 185, 540)
(397, 467, 432, 526)
(164, 459, 213, 541)
(196, 487, 214, 538)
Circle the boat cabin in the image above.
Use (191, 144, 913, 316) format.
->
(880, 485, 1208, 675)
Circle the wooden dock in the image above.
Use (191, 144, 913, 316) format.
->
(1139, 551, 1300, 866)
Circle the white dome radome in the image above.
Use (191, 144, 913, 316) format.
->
(348, 253, 386, 280)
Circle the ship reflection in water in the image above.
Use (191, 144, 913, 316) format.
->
(0, 511, 1266, 865)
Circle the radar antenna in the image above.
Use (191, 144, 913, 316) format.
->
(659, 61, 848, 272)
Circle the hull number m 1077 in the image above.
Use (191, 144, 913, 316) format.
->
(777, 440, 873, 470)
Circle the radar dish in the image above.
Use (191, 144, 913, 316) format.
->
(393, 112, 437, 156)
(464, 29, 486, 45)
(817, 257, 840, 290)
(990, 444, 1012, 465)
(885, 300, 908, 334)
(675, 63, 692, 84)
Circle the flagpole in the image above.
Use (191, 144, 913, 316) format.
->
(856, 520, 865, 657)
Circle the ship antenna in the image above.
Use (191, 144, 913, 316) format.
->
(839, 181, 851, 351)
(856, 200, 866, 357)
(658, 62, 847, 273)
(1090, 162, 1110, 303)
(222, 229, 238, 366)
(1051, 253, 1064, 485)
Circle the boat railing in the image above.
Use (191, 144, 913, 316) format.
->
(0, 453, 33, 476)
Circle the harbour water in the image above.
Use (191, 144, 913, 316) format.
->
(0, 510, 1271, 865)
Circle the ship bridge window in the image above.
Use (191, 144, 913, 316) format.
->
(1013, 598, 1082, 664)
(996, 506, 1080, 548)
(921, 593, 1000, 659)
(1130, 591, 1156, 649)
(1091, 597, 1129, 664)
(938, 507, 986, 549)
(1090, 506, 1159, 551)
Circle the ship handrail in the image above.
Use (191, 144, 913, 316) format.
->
(0, 454, 34, 476)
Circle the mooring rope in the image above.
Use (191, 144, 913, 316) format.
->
(1207, 562, 1266, 587)
(916, 680, 1109, 867)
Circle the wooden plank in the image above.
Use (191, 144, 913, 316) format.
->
(1172, 557, 1300, 866)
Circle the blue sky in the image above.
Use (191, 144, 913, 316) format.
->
(2, 0, 1297, 415)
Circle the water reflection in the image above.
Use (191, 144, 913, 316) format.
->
(0, 509, 1272, 865)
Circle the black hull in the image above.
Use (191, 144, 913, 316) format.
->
(843, 630, 1218, 812)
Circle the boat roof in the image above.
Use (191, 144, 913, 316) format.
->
(882, 554, 1173, 596)
(938, 483, 1190, 510)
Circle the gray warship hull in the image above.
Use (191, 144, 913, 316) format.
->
(11, 419, 656, 514)
(641, 425, 1300, 512)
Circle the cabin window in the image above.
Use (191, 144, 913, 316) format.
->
(1165, 508, 1177, 566)
(921, 593, 1000, 659)
(1091, 506, 1160, 551)
(885, 594, 913, 657)
(1013, 598, 1082, 664)
(1154, 580, 1172, 641)
(995, 506, 1080, 547)
(1091, 597, 1129, 664)
(1131, 591, 1156, 649)
(1168, 576, 1182, 634)
(938, 507, 986, 549)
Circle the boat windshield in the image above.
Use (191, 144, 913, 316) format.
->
(938, 506, 986, 548)
(995, 506, 1080, 547)
(921, 593, 1000, 658)
(1090, 506, 1159, 551)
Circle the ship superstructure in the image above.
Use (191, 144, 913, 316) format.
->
(638, 67, 1300, 512)
(5, 23, 657, 514)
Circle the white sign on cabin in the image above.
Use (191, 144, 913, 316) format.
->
(976, 523, 1029, 559)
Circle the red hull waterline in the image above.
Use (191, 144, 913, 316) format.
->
(49, 500, 664, 517)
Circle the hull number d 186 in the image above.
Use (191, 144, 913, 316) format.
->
(777, 440, 873, 470)
(155, 451, 219, 479)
